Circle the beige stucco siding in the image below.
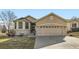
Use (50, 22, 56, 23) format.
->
(67, 23, 71, 31)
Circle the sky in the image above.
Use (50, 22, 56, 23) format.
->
(0, 9, 79, 20)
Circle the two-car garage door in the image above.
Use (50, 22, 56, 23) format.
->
(36, 25, 67, 36)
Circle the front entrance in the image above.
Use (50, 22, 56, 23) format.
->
(30, 23, 36, 35)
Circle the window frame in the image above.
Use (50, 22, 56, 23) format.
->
(18, 21, 23, 29)
(72, 23, 77, 28)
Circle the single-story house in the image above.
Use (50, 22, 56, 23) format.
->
(12, 13, 79, 36)
(13, 16, 36, 35)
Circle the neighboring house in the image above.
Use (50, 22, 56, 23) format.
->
(67, 19, 79, 31)
(10, 13, 79, 36)
(13, 16, 36, 35)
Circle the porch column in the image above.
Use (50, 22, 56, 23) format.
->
(16, 22, 18, 29)
(23, 22, 25, 29)
(28, 23, 31, 30)
(77, 22, 79, 28)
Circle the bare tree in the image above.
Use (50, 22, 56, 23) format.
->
(71, 16, 77, 20)
(0, 10, 17, 33)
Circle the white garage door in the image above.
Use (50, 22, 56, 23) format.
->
(36, 26, 67, 36)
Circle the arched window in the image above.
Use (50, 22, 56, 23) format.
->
(40, 26, 42, 28)
(46, 26, 48, 28)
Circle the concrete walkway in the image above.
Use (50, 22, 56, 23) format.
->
(34, 36, 79, 49)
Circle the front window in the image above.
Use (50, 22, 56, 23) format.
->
(25, 22, 28, 29)
(18, 22, 23, 29)
(72, 23, 77, 28)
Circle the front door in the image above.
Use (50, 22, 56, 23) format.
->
(30, 23, 36, 35)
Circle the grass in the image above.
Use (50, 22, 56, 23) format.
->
(68, 32, 79, 38)
(0, 36, 35, 49)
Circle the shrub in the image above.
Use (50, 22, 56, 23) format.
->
(1, 25, 7, 33)
(69, 34, 73, 36)
(19, 33, 24, 36)
(7, 29, 16, 37)
(67, 31, 72, 33)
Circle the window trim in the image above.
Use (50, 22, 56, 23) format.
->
(18, 21, 23, 29)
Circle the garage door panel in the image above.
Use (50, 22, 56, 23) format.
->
(36, 27, 67, 36)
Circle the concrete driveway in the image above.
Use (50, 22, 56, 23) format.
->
(34, 36, 79, 49)
(34, 36, 65, 48)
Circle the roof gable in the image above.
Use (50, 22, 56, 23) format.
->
(36, 13, 67, 26)
(14, 15, 37, 23)
(36, 13, 66, 23)
(25, 16, 37, 23)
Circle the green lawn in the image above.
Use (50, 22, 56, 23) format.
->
(0, 36, 35, 49)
